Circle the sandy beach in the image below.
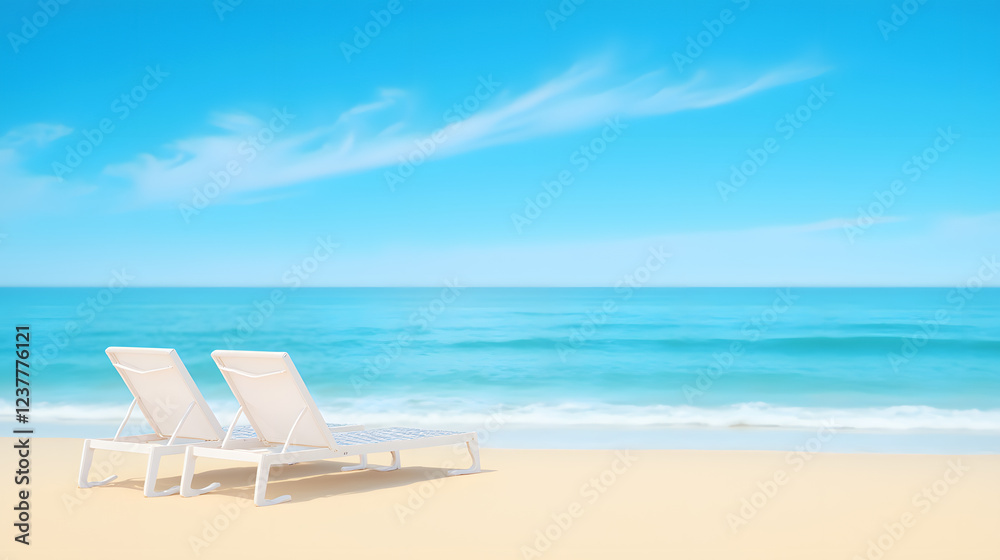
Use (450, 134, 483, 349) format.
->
(3, 437, 997, 559)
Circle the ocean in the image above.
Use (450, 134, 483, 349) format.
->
(2, 287, 998, 452)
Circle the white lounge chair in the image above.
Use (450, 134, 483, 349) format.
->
(79, 347, 363, 498)
(179, 350, 481, 506)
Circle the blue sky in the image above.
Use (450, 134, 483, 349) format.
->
(0, 0, 997, 287)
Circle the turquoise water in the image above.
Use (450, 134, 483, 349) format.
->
(2, 288, 999, 447)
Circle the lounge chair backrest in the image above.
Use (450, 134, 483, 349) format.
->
(105, 347, 225, 441)
(210, 350, 336, 449)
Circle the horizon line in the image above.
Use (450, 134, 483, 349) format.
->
(1, 285, 996, 290)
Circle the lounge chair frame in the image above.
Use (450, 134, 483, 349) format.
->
(180, 350, 480, 506)
(79, 347, 365, 497)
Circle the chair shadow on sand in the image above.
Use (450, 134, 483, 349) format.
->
(104, 456, 495, 504)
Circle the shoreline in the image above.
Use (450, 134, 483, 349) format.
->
(15, 423, 1000, 455)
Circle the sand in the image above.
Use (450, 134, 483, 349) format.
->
(3, 437, 998, 559)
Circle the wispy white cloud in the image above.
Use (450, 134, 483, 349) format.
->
(738, 216, 906, 235)
(335, 87, 405, 123)
(0, 123, 72, 147)
(100, 58, 826, 203)
(0, 123, 80, 216)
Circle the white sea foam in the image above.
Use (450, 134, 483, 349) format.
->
(5, 399, 1000, 432)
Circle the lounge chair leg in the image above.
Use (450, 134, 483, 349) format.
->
(373, 451, 401, 472)
(180, 447, 220, 498)
(254, 458, 291, 507)
(78, 439, 117, 488)
(341, 453, 369, 472)
(448, 438, 481, 476)
(143, 448, 180, 497)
